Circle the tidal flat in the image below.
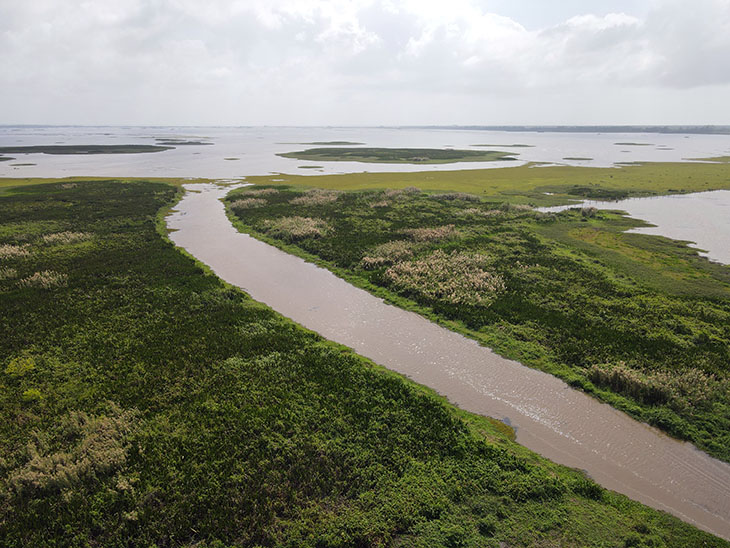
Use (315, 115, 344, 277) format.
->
(3, 178, 727, 546)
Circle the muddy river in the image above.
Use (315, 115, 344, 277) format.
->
(167, 183, 730, 540)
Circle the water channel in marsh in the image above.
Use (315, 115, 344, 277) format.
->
(167, 183, 730, 541)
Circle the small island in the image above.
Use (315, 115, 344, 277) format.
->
(0, 144, 174, 155)
(278, 147, 518, 164)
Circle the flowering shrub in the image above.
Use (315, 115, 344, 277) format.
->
(262, 216, 331, 241)
(0, 267, 17, 280)
(41, 231, 92, 244)
(384, 250, 505, 306)
(360, 240, 414, 269)
(17, 270, 68, 289)
(430, 192, 480, 202)
(290, 189, 340, 206)
(239, 188, 279, 197)
(402, 224, 459, 242)
(369, 200, 390, 208)
(0, 244, 30, 259)
(231, 198, 266, 209)
(457, 208, 502, 217)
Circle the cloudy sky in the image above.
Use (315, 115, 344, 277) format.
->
(2, 0, 729, 126)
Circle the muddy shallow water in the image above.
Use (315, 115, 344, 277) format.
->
(167, 184, 730, 540)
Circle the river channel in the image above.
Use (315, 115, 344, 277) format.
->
(167, 183, 730, 540)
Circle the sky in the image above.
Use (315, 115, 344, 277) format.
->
(1, 0, 729, 126)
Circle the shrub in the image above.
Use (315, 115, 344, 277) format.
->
(230, 198, 266, 209)
(384, 250, 505, 307)
(17, 270, 68, 289)
(588, 363, 672, 405)
(0, 267, 17, 280)
(402, 224, 459, 242)
(262, 216, 331, 241)
(41, 231, 92, 244)
(239, 187, 279, 197)
(360, 240, 414, 269)
(6, 404, 137, 497)
(290, 189, 340, 206)
(0, 244, 30, 259)
(430, 192, 480, 202)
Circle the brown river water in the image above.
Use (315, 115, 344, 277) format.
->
(167, 183, 730, 540)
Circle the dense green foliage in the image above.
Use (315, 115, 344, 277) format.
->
(0, 180, 725, 547)
(277, 147, 517, 164)
(227, 186, 730, 462)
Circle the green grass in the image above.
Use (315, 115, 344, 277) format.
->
(241, 161, 730, 206)
(1, 178, 727, 547)
(226, 183, 730, 463)
(277, 147, 518, 164)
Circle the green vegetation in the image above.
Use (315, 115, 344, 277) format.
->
(614, 143, 654, 146)
(563, 157, 593, 161)
(278, 147, 518, 164)
(1, 179, 726, 546)
(226, 182, 730, 462)
(0, 145, 173, 155)
(241, 161, 730, 206)
(0, 156, 14, 162)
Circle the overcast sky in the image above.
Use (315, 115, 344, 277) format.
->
(2, 0, 729, 126)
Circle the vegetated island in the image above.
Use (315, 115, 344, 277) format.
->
(278, 147, 518, 164)
(0, 177, 726, 547)
(155, 139, 213, 146)
(0, 145, 173, 155)
(299, 165, 324, 169)
(233, 160, 730, 464)
(473, 143, 534, 148)
(563, 157, 594, 161)
(0, 156, 14, 162)
(614, 142, 654, 146)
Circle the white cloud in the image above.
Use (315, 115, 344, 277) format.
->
(1, 0, 729, 124)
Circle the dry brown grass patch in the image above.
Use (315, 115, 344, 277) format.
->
(0, 244, 31, 259)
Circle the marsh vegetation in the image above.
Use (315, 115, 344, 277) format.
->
(1, 179, 726, 547)
(227, 182, 730, 462)
(278, 147, 518, 164)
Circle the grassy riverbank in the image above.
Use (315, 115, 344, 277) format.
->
(226, 168, 730, 463)
(1, 178, 726, 546)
